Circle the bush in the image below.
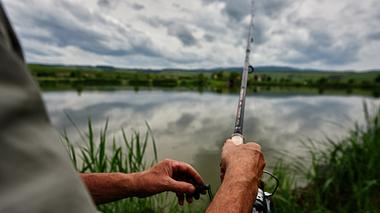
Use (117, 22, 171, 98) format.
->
(272, 104, 380, 213)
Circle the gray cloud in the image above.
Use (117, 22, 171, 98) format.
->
(201, 0, 248, 22)
(32, 15, 118, 55)
(142, 16, 198, 47)
(2, 0, 379, 70)
(9, 1, 160, 58)
(203, 34, 215, 42)
(285, 30, 360, 65)
(252, 18, 267, 45)
(199, 0, 291, 47)
(367, 32, 380, 41)
(168, 25, 198, 46)
(97, 0, 110, 7)
(97, 0, 122, 8)
(172, 3, 181, 9)
(222, 0, 249, 22)
(131, 3, 144, 10)
(259, 0, 290, 18)
(24, 46, 60, 57)
(202, 0, 292, 22)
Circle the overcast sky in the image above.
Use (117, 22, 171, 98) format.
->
(2, 0, 380, 70)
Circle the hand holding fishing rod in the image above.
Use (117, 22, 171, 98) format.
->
(206, 140, 266, 213)
(206, 0, 279, 210)
(221, 139, 278, 213)
(220, 140, 264, 181)
(229, 0, 279, 212)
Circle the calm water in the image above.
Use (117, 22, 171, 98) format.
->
(43, 90, 380, 189)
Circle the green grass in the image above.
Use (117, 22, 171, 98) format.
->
(62, 119, 207, 213)
(62, 119, 161, 212)
(271, 104, 380, 213)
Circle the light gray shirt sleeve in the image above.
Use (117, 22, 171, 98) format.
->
(0, 3, 98, 213)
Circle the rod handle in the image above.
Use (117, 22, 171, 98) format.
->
(231, 133, 244, 145)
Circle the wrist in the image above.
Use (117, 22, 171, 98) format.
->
(214, 168, 259, 212)
(118, 172, 145, 197)
(223, 175, 258, 194)
(128, 170, 159, 198)
(225, 161, 260, 184)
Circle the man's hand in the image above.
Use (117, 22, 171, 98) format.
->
(137, 159, 205, 205)
(81, 159, 205, 205)
(220, 139, 265, 182)
(206, 139, 265, 213)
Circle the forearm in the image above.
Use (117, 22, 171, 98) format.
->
(80, 160, 205, 206)
(80, 172, 141, 205)
(206, 167, 259, 213)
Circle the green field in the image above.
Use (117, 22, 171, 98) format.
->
(28, 64, 380, 96)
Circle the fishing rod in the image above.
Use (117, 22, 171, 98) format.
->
(230, 1, 279, 212)
(196, 1, 279, 210)
(231, 0, 255, 145)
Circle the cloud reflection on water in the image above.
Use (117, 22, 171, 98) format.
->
(42, 90, 379, 187)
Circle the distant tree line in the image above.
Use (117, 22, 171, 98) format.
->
(28, 64, 380, 94)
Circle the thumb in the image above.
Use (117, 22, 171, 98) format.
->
(167, 178, 196, 194)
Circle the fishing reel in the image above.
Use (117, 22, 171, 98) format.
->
(252, 171, 279, 213)
(197, 170, 279, 213)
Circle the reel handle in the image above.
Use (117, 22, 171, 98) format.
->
(231, 133, 244, 145)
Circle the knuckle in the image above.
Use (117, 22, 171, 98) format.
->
(255, 144, 262, 150)
(162, 158, 173, 164)
(225, 138, 233, 143)
(162, 177, 173, 189)
(179, 161, 193, 169)
(184, 162, 194, 169)
(223, 139, 235, 147)
(247, 142, 261, 150)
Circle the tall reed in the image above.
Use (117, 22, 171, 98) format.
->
(272, 104, 380, 213)
(62, 119, 174, 212)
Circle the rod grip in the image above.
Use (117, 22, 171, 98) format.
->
(231, 133, 244, 145)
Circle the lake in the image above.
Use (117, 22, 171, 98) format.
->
(42, 89, 380, 190)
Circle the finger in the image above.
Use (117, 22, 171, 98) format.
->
(222, 140, 237, 154)
(224, 139, 237, 147)
(176, 192, 184, 206)
(172, 161, 204, 186)
(245, 142, 262, 150)
(167, 178, 196, 194)
(186, 194, 193, 204)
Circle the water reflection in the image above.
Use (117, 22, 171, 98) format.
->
(43, 90, 380, 188)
